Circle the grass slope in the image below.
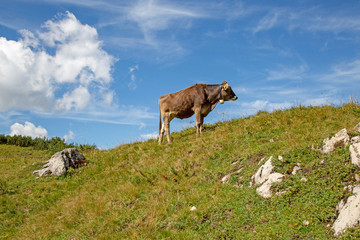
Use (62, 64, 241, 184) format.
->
(1, 103, 360, 239)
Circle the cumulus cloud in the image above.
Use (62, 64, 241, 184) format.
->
(0, 11, 115, 112)
(10, 121, 48, 138)
(63, 130, 75, 142)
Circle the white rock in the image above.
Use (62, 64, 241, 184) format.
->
(249, 156, 274, 187)
(351, 136, 360, 144)
(33, 148, 87, 177)
(320, 128, 350, 154)
(221, 168, 242, 184)
(300, 177, 308, 183)
(354, 122, 360, 132)
(350, 142, 360, 168)
(292, 163, 301, 175)
(221, 174, 231, 184)
(256, 173, 284, 198)
(278, 155, 283, 162)
(333, 185, 360, 237)
(190, 206, 197, 211)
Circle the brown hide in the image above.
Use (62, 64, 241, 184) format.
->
(158, 81, 237, 144)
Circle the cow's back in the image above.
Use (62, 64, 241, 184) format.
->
(159, 84, 206, 119)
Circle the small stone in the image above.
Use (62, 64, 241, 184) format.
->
(300, 177, 308, 183)
(292, 163, 301, 175)
(278, 156, 283, 162)
(303, 220, 309, 226)
(355, 174, 360, 182)
(190, 206, 197, 211)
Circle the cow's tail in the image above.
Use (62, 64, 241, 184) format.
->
(159, 105, 162, 136)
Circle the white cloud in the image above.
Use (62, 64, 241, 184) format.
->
(128, 64, 139, 90)
(0, 11, 115, 112)
(127, 0, 204, 48)
(10, 121, 48, 138)
(140, 132, 158, 141)
(253, 10, 280, 33)
(326, 59, 360, 83)
(63, 130, 75, 142)
(266, 64, 307, 81)
(252, 6, 360, 35)
(240, 100, 293, 116)
(55, 86, 91, 112)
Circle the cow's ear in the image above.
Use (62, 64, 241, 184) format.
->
(223, 83, 229, 90)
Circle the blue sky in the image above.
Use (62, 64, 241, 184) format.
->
(1, 0, 360, 149)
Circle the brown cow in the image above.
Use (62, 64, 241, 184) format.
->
(158, 81, 238, 144)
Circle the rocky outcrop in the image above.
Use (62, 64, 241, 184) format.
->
(333, 185, 360, 238)
(249, 156, 274, 187)
(350, 142, 360, 168)
(256, 173, 284, 198)
(33, 148, 88, 177)
(320, 128, 350, 154)
(249, 156, 285, 198)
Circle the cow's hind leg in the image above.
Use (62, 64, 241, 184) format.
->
(165, 117, 172, 144)
(158, 122, 165, 144)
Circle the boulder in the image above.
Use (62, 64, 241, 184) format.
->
(333, 185, 360, 237)
(33, 148, 87, 177)
(320, 128, 350, 154)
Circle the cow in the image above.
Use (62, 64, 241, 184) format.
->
(158, 81, 238, 144)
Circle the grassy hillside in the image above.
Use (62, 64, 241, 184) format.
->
(1, 103, 360, 239)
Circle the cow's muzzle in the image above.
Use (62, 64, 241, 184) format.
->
(232, 96, 238, 101)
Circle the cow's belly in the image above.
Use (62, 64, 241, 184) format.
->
(175, 109, 194, 119)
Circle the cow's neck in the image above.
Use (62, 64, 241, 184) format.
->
(206, 84, 222, 103)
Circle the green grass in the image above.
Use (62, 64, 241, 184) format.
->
(1, 103, 360, 239)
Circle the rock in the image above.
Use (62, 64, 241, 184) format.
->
(354, 122, 360, 132)
(256, 173, 284, 198)
(33, 148, 87, 177)
(190, 206, 197, 211)
(249, 156, 285, 198)
(300, 177, 308, 183)
(350, 142, 360, 168)
(278, 155, 283, 162)
(291, 163, 301, 175)
(351, 136, 360, 144)
(320, 128, 350, 154)
(249, 156, 274, 187)
(333, 185, 360, 237)
(221, 168, 242, 184)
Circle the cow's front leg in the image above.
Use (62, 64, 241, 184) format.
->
(195, 110, 203, 134)
(165, 120, 172, 144)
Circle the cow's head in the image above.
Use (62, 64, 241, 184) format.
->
(219, 81, 238, 104)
